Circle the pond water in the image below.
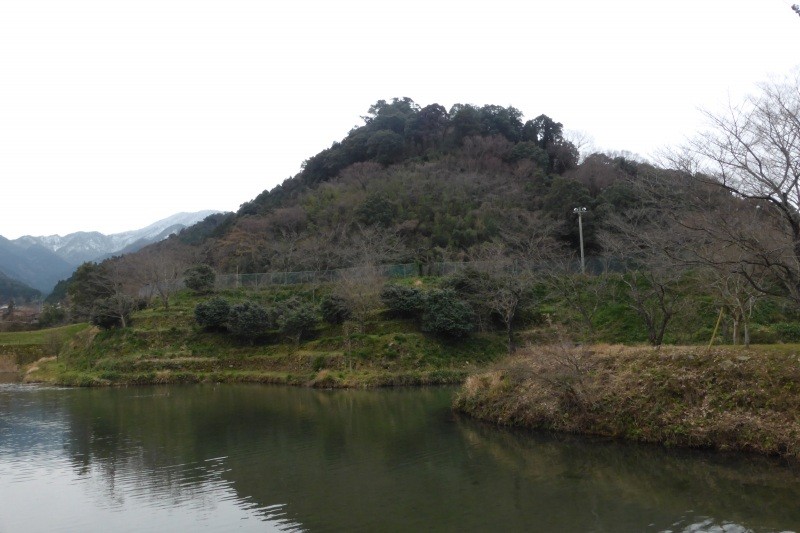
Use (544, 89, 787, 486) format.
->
(1, 383, 798, 532)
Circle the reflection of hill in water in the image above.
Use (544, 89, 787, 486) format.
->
(456, 419, 800, 531)
(37, 385, 800, 531)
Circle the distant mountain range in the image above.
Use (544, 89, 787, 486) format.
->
(0, 211, 219, 295)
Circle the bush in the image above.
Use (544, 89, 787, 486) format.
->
(38, 304, 67, 328)
(747, 324, 777, 344)
(194, 297, 231, 331)
(184, 264, 216, 294)
(774, 322, 800, 342)
(381, 284, 425, 318)
(277, 299, 318, 343)
(321, 294, 351, 325)
(421, 290, 474, 338)
(442, 268, 492, 295)
(227, 301, 272, 342)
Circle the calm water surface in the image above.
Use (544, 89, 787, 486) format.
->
(1, 382, 799, 532)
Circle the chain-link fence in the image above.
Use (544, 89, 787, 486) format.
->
(141, 257, 611, 295)
(211, 261, 540, 289)
(214, 263, 420, 290)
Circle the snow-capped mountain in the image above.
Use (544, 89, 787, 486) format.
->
(1, 211, 220, 293)
(14, 211, 219, 266)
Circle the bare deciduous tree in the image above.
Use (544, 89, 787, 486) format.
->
(333, 266, 386, 333)
(601, 203, 689, 347)
(498, 210, 562, 268)
(342, 224, 406, 267)
(669, 73, 800, 306)
(132, 243, 195, 309)
(706, 266, 761, 347)
(563, 129, 596, 164)
(468, 242, 539, 353)
(339, 161, 384, 191)
(543, 255, 614, 340)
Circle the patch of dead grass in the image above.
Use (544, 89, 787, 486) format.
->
(455, 344, 800, 461)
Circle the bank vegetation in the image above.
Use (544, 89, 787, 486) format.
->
(454, 344, 800, 461)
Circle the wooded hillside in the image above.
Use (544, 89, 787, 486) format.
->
(171, 98, 650, 273)
(49, 76, 800, 347)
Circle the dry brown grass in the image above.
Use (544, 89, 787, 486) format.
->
(454, 344, 800, 460)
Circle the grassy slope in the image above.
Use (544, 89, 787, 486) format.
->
(0, 323, 92, 368)
(25, 288, 506, 387)
(0, 323, 90, 346)
(454, 344, 800, 460)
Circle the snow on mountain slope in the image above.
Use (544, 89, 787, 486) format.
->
(12, 210, 220, 266)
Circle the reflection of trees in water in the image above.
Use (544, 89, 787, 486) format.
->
(454, 415, 800, 531)
(60, 387, 293, 524)
(59, 385, 452, 528)
(55, 385, 800, 532)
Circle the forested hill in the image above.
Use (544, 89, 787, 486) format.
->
(237, 98, 584, 217)
(44, 78, 800, 350)
(154, 97, 655, 275)
(68, 94, 695, 304)
(0, 271, 40, 304)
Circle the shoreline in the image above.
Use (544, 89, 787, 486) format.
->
(15, 328, 800, 463)
(453, 344, 800, 462)
(22, 357, 470, 389)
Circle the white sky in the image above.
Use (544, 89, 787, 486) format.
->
(1, 0, 799, 239)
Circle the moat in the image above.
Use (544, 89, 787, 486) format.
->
(1, 383, 798, 532)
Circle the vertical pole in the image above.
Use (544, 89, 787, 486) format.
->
(577, 210, 585, 274)
(708, 307, 724, 351)
(573, 207, 587, 274)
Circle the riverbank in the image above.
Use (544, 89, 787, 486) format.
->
(23, 356, 471, 388)
(19, 316, 504, 388)
(453, 344, 800, 461)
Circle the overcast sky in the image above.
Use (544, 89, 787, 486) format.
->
(2, 0, 798, 239)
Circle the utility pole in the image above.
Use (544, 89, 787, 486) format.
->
(573, 207, 587, 274)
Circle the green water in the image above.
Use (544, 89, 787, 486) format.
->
(1, 383, 798, 532)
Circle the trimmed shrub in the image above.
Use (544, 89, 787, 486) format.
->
(442, 268, 492, 295)
(381, 284, 425, 318)
(184, 264, 216, 294)
(421, 290, 474, 338)
(441, 268, 495, 331)
(194, 297, 231, 331)
(227, 301, 272, 342)
(278, 302, 318, 343)
(321, 294, 352, 325)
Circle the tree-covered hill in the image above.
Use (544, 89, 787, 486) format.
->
(238, 99, 580, 216)
(50, 76, 800, 350)
(0, 270, 40, 304)
(144, 97, 656, 275)
(53, 97, 725, 314)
